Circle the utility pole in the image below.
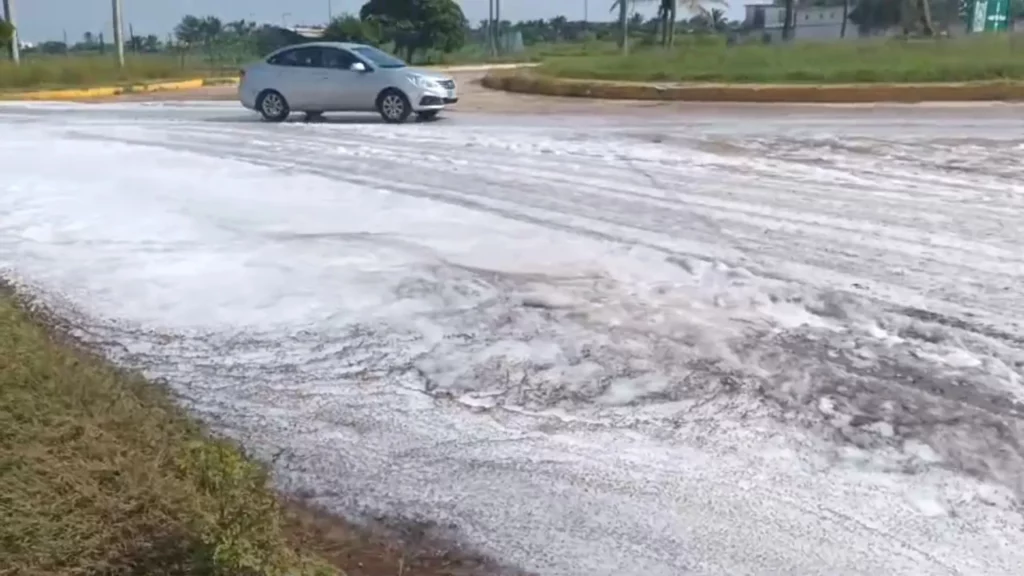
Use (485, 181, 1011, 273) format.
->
(111, 0, 124, 67)
(327, 0, 333, 22)
(495, 0, 501, 54)
(2, 0, 20, 65)
(491, 0, 499, 56)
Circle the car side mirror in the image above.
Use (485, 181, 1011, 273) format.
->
(349, 62, 367, 72)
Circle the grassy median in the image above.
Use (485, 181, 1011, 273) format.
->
(0, 289, 502, 575)
(538, 35, 1024, 84)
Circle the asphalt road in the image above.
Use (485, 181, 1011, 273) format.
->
(1, 100, 1023, 576)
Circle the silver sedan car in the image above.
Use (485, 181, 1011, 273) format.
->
(238, 41, 458, 123)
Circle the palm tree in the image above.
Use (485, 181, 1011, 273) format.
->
(616, 0, 726, 49)
(782, 0, 795, 41)
(917, 0, 936, 35)
(841, 0, 849, 38)
(610, 0, 631, 54)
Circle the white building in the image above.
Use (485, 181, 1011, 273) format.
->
(743, 3, 855, 42)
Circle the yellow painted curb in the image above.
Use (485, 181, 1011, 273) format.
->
(127, 78, 206, 93)
(203, 77, 240, 87)
(0, 77, 227, 101)
(1, 86, 123, 101)
(482, 71, 1024, 103)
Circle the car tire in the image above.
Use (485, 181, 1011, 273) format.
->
(257, 90, 290, 122)
(416, 110, 440, 122)
(376, 89, 412, 124)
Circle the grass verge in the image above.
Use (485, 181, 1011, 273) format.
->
(0, 53, 233, 92)
(0, 288, 507, 575)
(537, 35, 1024, 84)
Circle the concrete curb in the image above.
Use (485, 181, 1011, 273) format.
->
(481, 71, 1024, 103)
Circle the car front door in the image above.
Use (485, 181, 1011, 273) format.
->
(318, 48, 378, 112)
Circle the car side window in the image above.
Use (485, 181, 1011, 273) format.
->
(321, 48, 361, 70)
(268, 47, 323, 68)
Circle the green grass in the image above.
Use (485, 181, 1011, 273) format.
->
(538, 35, 1024, 84)
(0, 291, 333, 575)
(0, 52, 238, 91)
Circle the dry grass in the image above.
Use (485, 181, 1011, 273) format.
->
(0, 289, 510, 576)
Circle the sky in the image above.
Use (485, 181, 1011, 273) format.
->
(9, 0, 748, 44)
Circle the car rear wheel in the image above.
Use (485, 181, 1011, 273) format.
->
(257, 90, 289, 122)
(376, 89, 412, 124)
(416, 110, 440, 121)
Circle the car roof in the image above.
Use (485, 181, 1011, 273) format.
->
(268, 41, 371, 55)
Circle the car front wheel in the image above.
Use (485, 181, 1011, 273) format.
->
(377, 89, 412, 124)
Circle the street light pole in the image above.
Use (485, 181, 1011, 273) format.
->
(111, 0, 124, 67)
(2, 0, 20, 65)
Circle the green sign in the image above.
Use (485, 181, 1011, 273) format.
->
(968, 0, 1010, 33)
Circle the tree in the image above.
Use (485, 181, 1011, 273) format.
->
(849, 0, 935, 36)
(198, 16, 223, 53)
(174, 15, 203, 49)
(610, 0, 630, 54)
(691, 7, 728, 31)
(0, 18, 13, 52)
(849, 0, 900, 34)
(38, 40, 68, 54)
(902, 0, 935, 35)
(142, 34, 161, 52)
(783, 0, 795, 40)
(359, 0, 467, 62)
(323, 14, 380, 44)
(841, 0, 849, 37)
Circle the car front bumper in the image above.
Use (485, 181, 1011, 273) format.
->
(409, 81, 457, 112)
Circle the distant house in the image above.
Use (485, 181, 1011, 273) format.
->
(250, 24, 330, 55)
(742, 3, 855, 42)
(287, 26, 326, 39)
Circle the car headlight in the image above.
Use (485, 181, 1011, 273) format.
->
(408, 74, 440, 90)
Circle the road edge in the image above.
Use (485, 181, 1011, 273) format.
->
(481, 70, 1024, 103)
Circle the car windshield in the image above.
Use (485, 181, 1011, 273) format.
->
(352, 46, 407, 69)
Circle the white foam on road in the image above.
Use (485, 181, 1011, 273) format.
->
(2, 103, 1024, 576)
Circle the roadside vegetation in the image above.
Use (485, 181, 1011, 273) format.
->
(0, 290, 502, 575)
(538, 35, 1024, 84)
(4, 0, 1024, 91)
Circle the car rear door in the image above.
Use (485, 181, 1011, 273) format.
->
(265, 46, 325, 110)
